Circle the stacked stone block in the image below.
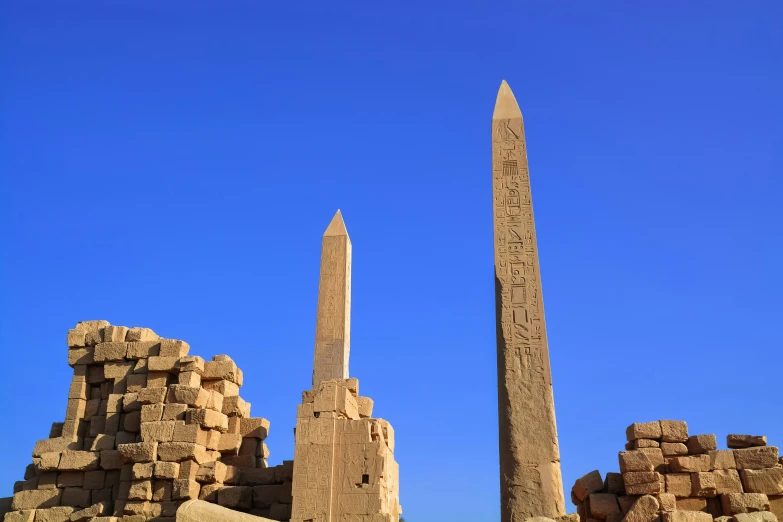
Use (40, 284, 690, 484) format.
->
(572, 420, 782, 522)
(2, 320, 292, 522)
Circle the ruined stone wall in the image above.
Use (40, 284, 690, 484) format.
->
(2, 320, 293, 522)
(571, 420, 783, 522)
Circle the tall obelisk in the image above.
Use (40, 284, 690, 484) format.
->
(312, 209, 352, 388)
(492, 80, 565, 521)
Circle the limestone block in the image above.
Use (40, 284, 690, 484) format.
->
(126, 374, 146, 392)
(146, 371, 170, 388)
(721, 493, 770, 514)
(206, 390, 223, 413)
(663, 443, 689, 457)
(106, 394, 123, 413)
(202, 380, 239, 397)
(732, 513, 778, 522)
(59, 487, 90, 508)
(692, 472, 718, 497)
(658, 493, 677, 512)
(99, 450, 121, 470)
(269, 503, 291, 520)
(623, 495, 659, 522)
(147, 357, 180, 372)
(141, 404, 164, 423)
(94, 343, 128, 363)
(36, 452, 62, 471)
(176, 499, 276, 522)
(137, 388, 166, 405)
(117, 442, 158, 463)
(178, 460, 200, 481)
(196, 462, 227, 484)
(634, 439, 661, 449)
(59, 452, 100, 471)
(152, 479, 172, 501)
(573, 470, 604, 502)
(104, 362, 134, 380)
(128, 480, 153, 501)
(670, 455, 710, 473)
(202, 359, 241, 385)
(741, 468, 783, 495)
(627, 422, 663, 442)
(729, 436, 769, 449)
(168, 386, 209, 408)
(140, 421, 176, 443)
(620, 451, 654, 473)
(57, 471, 83, 488)
(639, 448, 666, 473)
(662, 511, 713, 522)
(126, 328, 158, 342)
(664, 473, 691, 498)
(356, 396, 374, 418)
(126, 341, 160, 359)
(223, 397, 250, 418)
(172, 424, 209, 446)
(660, 421, 689, 443)
(186, 409, 228, 432)
(710, 450, 738, 470)
(238, 418, 270, 440)
(115, 431, 136, 445)
(604, 472, 625, 495)
(159, 339, 189, 358)
(624, 472, 662, 495)
(84, 470, 106, 489)
(123, 393, 141, 411)
(68, 348, 95, 367)
(179, 356, 205, 374)
(157, 443, 210, 464)
(102, 325, 129, 343)
(687, 435, 718, 455)
(178, 372, 201, 388)
(65, 399, 86, 421)
(33, 506, 75, 521)
(735, 448, 779, 470)
(240, 468, 277, 486)
(221, 455, 255, 469)
(68, 380, 88, 401)
(218, 434, 242, 455)
(172, 479, 200, 500)
(124, 411, 141, 433)
(33, 438, 78, 457)
(154, 462, 180, 480)
(199, 483, 221, 502)
(715, 469, 745, 494)
(769, 496, 783, 522)
(589, 494, 620, 519)
(4, 511, 35, 522)
(161, 404, 187, 422)
(239, 438, 258, 457)
(133, 359, 147, 373)
(218, 486, 252, 509)
(132, 463, 155, 480)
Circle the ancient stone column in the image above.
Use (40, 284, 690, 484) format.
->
(492, 80, 566, 521)
(312, 209, 352, 388)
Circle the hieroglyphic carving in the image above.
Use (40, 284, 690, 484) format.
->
(313, 210, 352, 388)
(492, 81, 565, 521)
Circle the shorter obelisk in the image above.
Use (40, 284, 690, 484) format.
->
(492, 80, 566, 521)
(312, 209, 352, 388)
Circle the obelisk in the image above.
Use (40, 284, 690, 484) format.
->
(312, 209, 352, 388)
(492, 80, 565, 521)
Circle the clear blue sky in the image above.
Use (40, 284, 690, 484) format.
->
(1, 2, 781, 521)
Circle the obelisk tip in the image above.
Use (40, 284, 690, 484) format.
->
(493, 80, 522, 120)
(324, 209, 349, 237)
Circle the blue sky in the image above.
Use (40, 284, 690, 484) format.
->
(1, 2, 781, 521)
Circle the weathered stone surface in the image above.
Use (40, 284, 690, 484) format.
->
(620, 451, 654, 473)
(691, 472, 717, 497)
(662, 443, 689, 456)
(623, 495, 659, 522)
(574, 471, 604, 502)
(728, 435, 768, 449)
(658, 493, 677, 512)
(589, 494, 620, 519)
(666, 474, 693, 498)
(715, 469, 745, 494)
(709, 450, 738, 470)
(721, 493, 770, 514)
(624, 472, 662, 495)
(676, 498, 707, 511)
(238, 418, 270, 440)
(157, 442, 210, 464)
(196, 462, 227, 484)
(126, 327, 158, 342)
(732, 513, 778, 522)
(660, 421, 689, 443)
(12, 489, 61, 510)
(117, 442, 158, 463)
(741, 468, 783, 495)
(492, 82, 565, 521)
(663, 511, 713, 522)
(769, 496, 783, 522)
(33, 506, 75, 521)
(687, 435, 717, 455)
(626, 422, 663, 442)
(177, 499, 275, 522)
(604, 473, 625, 495)
(669, 455, 710, 473)
(58, 451, 100, 471)
(734, 447, 779, 470)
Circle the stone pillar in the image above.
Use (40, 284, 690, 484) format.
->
(312, 210, 352, 388)
(492, 80, 566, 521)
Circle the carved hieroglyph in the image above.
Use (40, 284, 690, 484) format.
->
(313, 210, 352, 388)
(492, 80, 566, 521)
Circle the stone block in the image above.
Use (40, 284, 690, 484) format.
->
(167, 386, 209, 408)
(217, 486, 252, 509)
(202, 359, 241, 385)
(33, 506, 75, 521)
(140, 421, 176, 443)
(658, 493, 677, 512)
(639, 448, 666, 473)
(59, 451, 100, 471)
(627, 422, 663, 442)
(735, 447, 779, 470)
(102, 325, 129, 342)
(186, 409, 228, 432)
(670, 455, 710, 473)
(117, 442, 157, 463)
(161, 404, 187, 422)
(218, 434, 242, 455)
(221, 454, 255, 470)
(152, 479, 173, 501)
(99, 450, 122, 470)
(124, 411, 141, 432)
(620, 451, 654, 473)
(196, 462, 227, 484)
(660, 420, 689, 443)
(710, 450, 738, 470)
(126, 327, 158, 342)
(137, 388, 166, 405)
(239, 437, 258, 457)
(172, 424, 210, 446)
(589, 493, 620, 519)
(603, 472, 624, 495)
(687, 435, 718, 455)
(172, 479, 200, 500)
(126, 341, 160, 359)
(60, 487, 90, 508)
(633, 439, 661, 449)
(676, 498, 707, 511)
(663, 511, 713, 522)
(157, 443, 210, 464)
(732, 513, 778, 522)
(741, 468, 783, 495)
(83, 470, 106, 490)
(178, 372, 201, 388)
(68, 348, 95, 367)
(623, 495, 659, 522)
(240, 468, 276, 486)
(238, 418, 270, 440)
(202, 379, 239, 397)
(624, 472, 662, 495)
(94, 343, 128, 362)
(178, 460, 200, 481)
(769, 496, 783, 522)
(104, 362, 134, 380)
(721, 493, 770, 515)
(140, 404, 164, 423)
(145, 371, 169, 388)
(663, 443, 689, 457)
(147, 357, 179, 372)
(132, 463, 154, 480)
(159, 339, 189, 358)
(728, 435, 768, 449)
(128, 480, 153, 501)
(666, 474, 693, 498)
(692, 472, 718, 497)
(715, 469, 745, 494)
(179, 356, 205, 374)
(126, 374, 146, 393)
(356, 396, 374, 418)
(206, 390, 223, 413)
